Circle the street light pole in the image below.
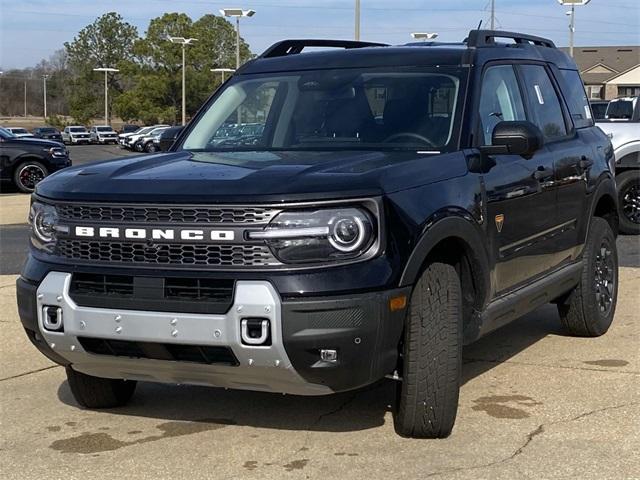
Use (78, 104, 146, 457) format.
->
(93, 67, 119, 125)
(490, 0, 496, 30)
(24, 80, 27, 117)
(167, 37, 197, 126)
(211, 68, 236, 83)
(557, 0, 591, 57)
(220, 9, 256, 69)
(355, 0, 361, 40)
(42, 75, 48, 119)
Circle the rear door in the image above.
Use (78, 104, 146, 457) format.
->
(478, 64, 558, 294)
(518, 64, 591, 266)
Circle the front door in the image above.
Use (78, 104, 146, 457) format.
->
(477, 64, 558, 294)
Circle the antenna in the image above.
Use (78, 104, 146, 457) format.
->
(477, 19, 483, 30)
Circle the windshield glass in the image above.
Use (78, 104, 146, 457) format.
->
(0, 127, 15, 139)
(606, 100, 635, 119)
(12, 128, 28, 134)
(183, 67, 465, 152)
(96, 126, 112, 131)
(70, 127, 87, 133)
(40, 128, 57, 133)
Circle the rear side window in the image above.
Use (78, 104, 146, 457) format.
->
(559, 69, 594, 128)
(519, 65, 568, 141)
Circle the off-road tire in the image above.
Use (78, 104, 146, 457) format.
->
(617, 170, 640, 235)
(393, 262, 462, 438)
(66, 367, 137, 408)
(13, 160, 48, 193)
(557, 217, 618, 337)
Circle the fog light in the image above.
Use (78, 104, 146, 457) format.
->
(320, 349, 338, 363)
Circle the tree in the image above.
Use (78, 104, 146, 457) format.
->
(114, 13, 251, 123)
(64, 12, 138, 123)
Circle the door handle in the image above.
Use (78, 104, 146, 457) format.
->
(532, 166, 552, 181)
(578, 157, 594, 170)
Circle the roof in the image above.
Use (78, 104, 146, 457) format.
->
(560, 46, 640, 84)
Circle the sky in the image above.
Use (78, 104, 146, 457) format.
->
(0, 0, 639, 69)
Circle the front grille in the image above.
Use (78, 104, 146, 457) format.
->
(57, 240, 279, 267)
(78, 337, 239, 366)
(69, 273, 235, 314)
(57, 204, 280, 224)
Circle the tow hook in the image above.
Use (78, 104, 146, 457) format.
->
(241, 318, 271, 346)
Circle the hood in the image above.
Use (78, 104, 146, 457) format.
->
(35, 149, 468, 203)
(11, 137, 65, 148)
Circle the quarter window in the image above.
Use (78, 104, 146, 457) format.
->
(559, 69, 594, 129)
(519, 65, 568, 141)
(478, 65, 526, 145)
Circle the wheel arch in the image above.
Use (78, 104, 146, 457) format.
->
(398, 212, 491, 342)
(11, 154, 48, 175)
(589, 175, 619, 235)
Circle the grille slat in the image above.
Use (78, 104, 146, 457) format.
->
(58, 204, 280, 224)
(57, 240, 279, 267)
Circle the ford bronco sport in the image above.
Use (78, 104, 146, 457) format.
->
(17, 30, 619, 438)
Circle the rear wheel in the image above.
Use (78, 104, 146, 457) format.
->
(13, 160, 48, 193)
(66, 367, 137, 408)
(557, 217, 618, 336)
(145, 142, 157, 153)
(617, 170, 640, 235)
(393, 262, 462, 438)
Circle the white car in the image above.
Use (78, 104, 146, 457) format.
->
(133, 126, 171, 152)
(123, 125, 169, 150)
(5, 127, 34, 138)
(90, 126, 118, 144)
(62, 126, 91, 145)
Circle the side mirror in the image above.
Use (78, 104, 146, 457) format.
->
(480, 121, 544, 158)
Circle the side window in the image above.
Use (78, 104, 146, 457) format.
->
(478, 65, 526, 145)
(559, 69, 594, 129)
(519, 65, 568, 141)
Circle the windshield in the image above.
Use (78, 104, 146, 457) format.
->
(183, 67, 465, 152)
(606, 99, 635, 119)
(0, 127, 15, 139)
(40, 128, 57, 133)
(96, 126, 112, 131)
(70, 127, 87, 133)
(12, 128, 28, 134)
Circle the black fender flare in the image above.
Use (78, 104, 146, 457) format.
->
(586, 173, 619, 236)
(398, 212, 491, 308)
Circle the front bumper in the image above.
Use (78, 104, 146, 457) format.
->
(17, 272, 408, 395)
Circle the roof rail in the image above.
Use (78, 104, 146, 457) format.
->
(259, 39, 388, 58)
(466, 30, 556, 49)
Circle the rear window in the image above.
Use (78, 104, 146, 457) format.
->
(559, 69, 594, 129)
(606, 100, 634, 120)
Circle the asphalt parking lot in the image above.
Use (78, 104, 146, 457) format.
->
(0, 145, 638, 479)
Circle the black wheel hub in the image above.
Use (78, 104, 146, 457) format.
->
(594, 241, 615, 315)
(18, 165, 46, 190)
(622, 182, 640, 225)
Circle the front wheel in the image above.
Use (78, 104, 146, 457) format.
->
(13, 160, 48, 193)
(145, 142, 158, 153)
(393, 262, 462, 438)
(66, 367, 137, 408)
(617, 170, 640, 235)
(557, 217, 618, 336)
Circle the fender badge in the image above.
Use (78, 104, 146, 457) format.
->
(495, 214, 505, 233)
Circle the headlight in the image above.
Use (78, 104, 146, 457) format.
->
(248, 208, 375, 264)
(29, 202, 64, 250)
(47, 147, 68, 158)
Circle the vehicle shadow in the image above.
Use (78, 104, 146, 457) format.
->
(56, 304, 563, 433)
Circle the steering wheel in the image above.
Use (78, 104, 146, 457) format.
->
(383, 132, 438, 149)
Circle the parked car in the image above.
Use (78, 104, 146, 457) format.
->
(32, 127, 63, 143)
(0, 127, 70, 192)
(61, 126, 90, 145)
(89, 125, 118, 144)
(123, 125, 169, 150)
(17, 31, 619, 439)
(156, 125, 184, 151)
(119, 124, 139, 135)
(133, 126, 170, 152)
(589, 100, 609, 120)
(596, 96, 639, 234)
(5, 127, 34, 138)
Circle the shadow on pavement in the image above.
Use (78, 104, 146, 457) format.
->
(55, 305, 563, 433)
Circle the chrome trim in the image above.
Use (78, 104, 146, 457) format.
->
(249, 226, 329, 239)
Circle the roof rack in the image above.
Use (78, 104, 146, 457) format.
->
(260, 39, 388, 58)
(466, 30, 556, 48)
